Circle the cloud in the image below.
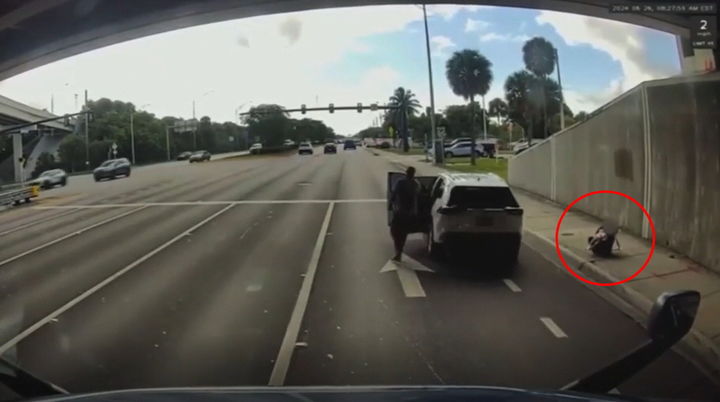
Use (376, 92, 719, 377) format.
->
(564, 79, 624, 113)
(426, 5, 492, 21)
(236, 35, 250, 47)
(278, 17, 302, 44)
(431, 35, 455, 53)
(0, 5, 426, 134)
(479, 32, 530, 42)
(465, 18, 490, 32)
(535, 10, 677, 93)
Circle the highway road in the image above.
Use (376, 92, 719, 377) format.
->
(0, 147, 717, 399)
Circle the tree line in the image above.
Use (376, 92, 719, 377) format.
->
(32, 98, 250, 175)
(362, 36, 589, 163)
(242, 104, 337, 147)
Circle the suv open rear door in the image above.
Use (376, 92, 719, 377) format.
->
(387, 172, 437, 232)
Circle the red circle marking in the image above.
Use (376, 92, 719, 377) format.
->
(554, 190, 656, 286)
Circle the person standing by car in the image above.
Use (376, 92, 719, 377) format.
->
(390, 166, 420, 262)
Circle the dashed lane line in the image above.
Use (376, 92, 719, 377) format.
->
(0, 206, 148, 269)
(33, 199, 385, 209)
(0, 208, 81, 237)
(503, 279, 522, 292)
(0, 203, 236, 356)
(540, 317, 568, 338)
(269, 201, 335, 385)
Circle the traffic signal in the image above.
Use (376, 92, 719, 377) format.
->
(301, 104, 306, 114)
(371, 103, 378, 111)
(357, 103, 362, 113)
(329, 103, 335, 113)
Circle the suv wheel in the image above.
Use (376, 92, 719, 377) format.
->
(426, 224, 443, 260)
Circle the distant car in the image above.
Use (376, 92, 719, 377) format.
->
(249, 143, 263, 154)
(176, 151, 192, 160)
(31, 169, 67, 189)
(444, 137, 473, 148)
(189, 150, 211, 163)
(323, 143, 337, 154)
(93, 158, 131, 182)
(512, 141, 530, 154)
(444, 142, 485, 159)
(379, 141, 391, 149)
(298, 143, 313, 155)
(283, 139, 296, 147)
(344, 140, 356, 150)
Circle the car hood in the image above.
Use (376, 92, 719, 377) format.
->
(94, 167, 112, 172)
(31, 386, 643, 402)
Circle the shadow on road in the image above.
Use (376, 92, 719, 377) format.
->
(404, 239, 516, 281)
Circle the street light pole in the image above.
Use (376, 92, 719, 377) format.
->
(556, 48, 565, 131)
(130, 111, 135, 164)
(422, 4, 439, 164)
(166, 126, 171, 161)
(84, 90, 89, 169)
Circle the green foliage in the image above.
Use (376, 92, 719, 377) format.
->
(488, 98, 508, 125)
(504, 70, 565, 139)
(57, 135, 86, 172)
(32, 152, 60, 178)
(445, 49, 493, 101)
(522, 37, 556, 77)
(388, 87, 421, 152)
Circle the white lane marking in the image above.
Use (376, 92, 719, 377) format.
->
(33, 199, 385, 209)
(0, 206, 148, 269)
(269, 201, 334, 386)
(540, 317, 568, 338)
(503, 279, 522, 292)
(0, 208, 81, 237)
(0, 203, 235, 356)
(380, 255, 433, 298)
(395, 264, 426, 298)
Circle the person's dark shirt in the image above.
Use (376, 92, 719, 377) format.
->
(392, 178, 419, 215)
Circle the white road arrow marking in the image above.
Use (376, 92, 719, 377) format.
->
(380, 254, 434, 298)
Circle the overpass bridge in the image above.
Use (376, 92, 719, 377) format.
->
(0, 94, 73, 183)
(0, 0, 715, 82)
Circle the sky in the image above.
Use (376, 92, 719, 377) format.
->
(0, 4, 680, 135)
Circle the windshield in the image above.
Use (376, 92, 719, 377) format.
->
(0, 2, 717, 401)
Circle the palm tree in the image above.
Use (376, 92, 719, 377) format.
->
(445, 49, 493, 165)
(388, 87, 421, 152)
(504, 71, 562, 145)
(488, 98, 508, 126)
(522, 37, 557, 138)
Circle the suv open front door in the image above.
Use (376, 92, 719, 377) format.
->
(387, 172, 437, 233)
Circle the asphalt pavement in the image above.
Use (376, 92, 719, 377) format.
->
(0, 147, 717, 399)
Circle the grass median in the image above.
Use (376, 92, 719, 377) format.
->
(443, 157, 508, 180)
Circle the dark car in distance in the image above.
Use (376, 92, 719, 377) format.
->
(344, 139, 356, 150)
(176, 151, 192, 160)
(189, 150, 211, 163)
(93, 158, 131, 181)
(323, 143, 337, 154)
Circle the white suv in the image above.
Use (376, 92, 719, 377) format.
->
(425, 173, 523, 264)
(387, 172, 523, 266)
(444, 142, 485, 158)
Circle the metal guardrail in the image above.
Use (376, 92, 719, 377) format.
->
(0, 186, 39, 207)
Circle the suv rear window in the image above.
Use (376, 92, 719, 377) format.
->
(448, 186, 519, 209)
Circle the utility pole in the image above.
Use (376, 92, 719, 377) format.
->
(166, 126, 171, 161)
(84, 90, 89, 169)
(422, 4, 439, 164)
(130, 111, 135, 164)
(482, 96, 488, 140)
(555, 48, 565, 131)
(192, 100, 197, 150)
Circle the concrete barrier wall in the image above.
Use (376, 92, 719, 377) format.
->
(508, 139, 551, 196)
(554, 89, 646, 233)
(509, 73, 720, 273)
(646, 77, 720, 272)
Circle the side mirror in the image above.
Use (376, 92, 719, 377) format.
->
(647, 290, 700, 344)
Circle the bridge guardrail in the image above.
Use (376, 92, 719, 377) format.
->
(0, 185, 39, 208)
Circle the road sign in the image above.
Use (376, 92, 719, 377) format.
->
(437, 126, 446, 138)
(112, 142, 118, 150)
